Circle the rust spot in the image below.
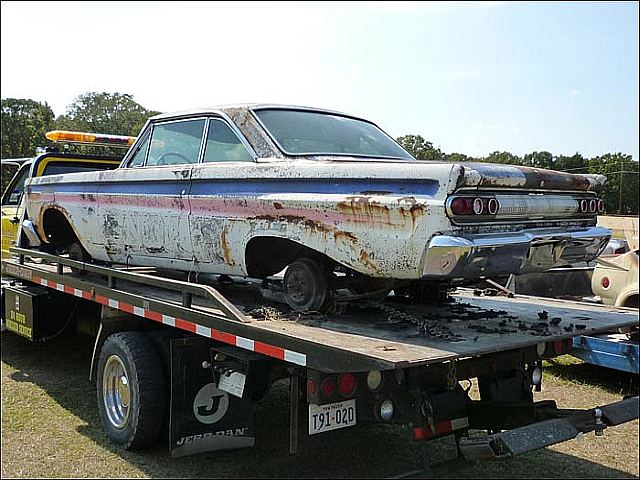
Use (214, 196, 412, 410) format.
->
(220, 226, 234, 266)
(359, 249, 379, 273)
(333, 230, 357, 242)
(337, 196, 391, 223)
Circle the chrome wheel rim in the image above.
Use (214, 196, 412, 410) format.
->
(102, 355, 131, 429)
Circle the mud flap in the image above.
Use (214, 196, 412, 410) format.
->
(459, 396, 639, 461)
(169, 337, 255, 457)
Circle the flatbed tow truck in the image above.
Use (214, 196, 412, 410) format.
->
(1, 246, 638, 465)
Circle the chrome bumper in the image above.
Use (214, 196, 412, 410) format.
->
(423, 226, 611, 279)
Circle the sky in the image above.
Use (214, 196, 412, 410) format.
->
(1, 1, 638, 161)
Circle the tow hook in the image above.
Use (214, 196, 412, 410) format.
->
(594, 407, 605, 436)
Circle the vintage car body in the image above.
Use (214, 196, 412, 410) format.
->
(591, 249, 639, 308)
(25, 104, 611, 308)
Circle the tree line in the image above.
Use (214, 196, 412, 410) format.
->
(1, 93, 637, 214)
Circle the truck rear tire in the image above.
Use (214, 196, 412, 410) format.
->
(96, 332, 167, 450)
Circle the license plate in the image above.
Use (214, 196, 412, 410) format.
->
(308, 399, 356, 435)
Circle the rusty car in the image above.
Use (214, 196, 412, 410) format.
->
(24, 104, 611, 311)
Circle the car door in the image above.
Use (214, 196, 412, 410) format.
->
(97, 118, 206, 266)
(188, 116, 256, 274)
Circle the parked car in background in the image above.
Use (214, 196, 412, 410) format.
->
(591, 249, 639, 308)
(25, 104, 612, 311)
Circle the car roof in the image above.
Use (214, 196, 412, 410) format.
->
(149, 103, 354, 122)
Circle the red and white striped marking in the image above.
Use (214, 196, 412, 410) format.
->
(32, 275, 307, 366)
(413, 417, 469, 440)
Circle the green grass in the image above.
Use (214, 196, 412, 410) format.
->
(2, 333, 638, 478)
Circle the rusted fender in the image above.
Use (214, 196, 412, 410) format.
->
(458, 163, 607, 192)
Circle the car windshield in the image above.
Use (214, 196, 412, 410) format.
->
(254, 109, 414, 160)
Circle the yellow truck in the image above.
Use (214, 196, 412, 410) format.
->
(1, 131, 133, 258)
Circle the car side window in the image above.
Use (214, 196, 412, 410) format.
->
(2, 164, 30, 206)
(146, 119, 206, 167)
(203, 119, 253, 163)
(126, 132, 151, 167)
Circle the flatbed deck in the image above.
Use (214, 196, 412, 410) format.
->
(2, 252, 638, 372)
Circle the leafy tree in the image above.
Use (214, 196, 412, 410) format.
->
(587, 153, 638, 214)
(483, 151, 523, 165)
(523, 151, 554, 169)
(554, 152, 586, 173)
(445, 152, 474, 163)
(1, 98, 55, 158)
(55, 92, 159, 137)
(396, 134, 445, 161)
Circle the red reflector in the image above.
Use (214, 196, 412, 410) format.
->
(338, 373, 357, 397)
(322, 378, 337, 397)
(307, 379, 318, 396)
(553, 340, 563, 354)
(601, 277, 610, 289)
(450, 197, 474, 215)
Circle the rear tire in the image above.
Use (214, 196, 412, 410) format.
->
(96, 332, 167, 450)
(283, 257, 330, 312)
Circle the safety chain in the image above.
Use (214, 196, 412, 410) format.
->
(367, 301, 464, 342)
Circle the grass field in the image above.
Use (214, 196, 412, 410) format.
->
(1, 331, 638, 478)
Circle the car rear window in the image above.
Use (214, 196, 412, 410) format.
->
(254, 109, 414, 160)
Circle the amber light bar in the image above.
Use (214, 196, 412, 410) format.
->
(45, 130, 136, 148)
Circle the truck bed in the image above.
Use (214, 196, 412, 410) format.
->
(2, 253, 638, 373)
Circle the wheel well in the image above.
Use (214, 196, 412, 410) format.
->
(245, 236, 330, 278)
(623, 294, 638, 308)
(42, 209, 78, 246)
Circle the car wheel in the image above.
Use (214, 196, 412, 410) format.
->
(283, 257, 329, 312)
(96, 332, 167, 450)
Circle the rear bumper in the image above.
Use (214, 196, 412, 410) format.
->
(423, 226, 610, 279)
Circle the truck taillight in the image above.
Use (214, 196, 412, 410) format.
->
(321, 377, 337, 398)
(307, 379, 318, 396)
(601, 276, 610, 289)
(338, 373, 357, 397)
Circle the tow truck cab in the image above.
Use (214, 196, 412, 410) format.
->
(1, 130, 134, 258)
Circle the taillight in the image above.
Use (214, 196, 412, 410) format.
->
(449, 197, 499, 216)
(589, 199, 597, 213)
(472, 197, 484, 215)
(321, 377, 337, 398)
(450, 197, 474, 215)
(601, 276, 610, 289)
(597, 199, 605, 213)
(487, 197, 499, 215)
(307, 379, 318, 396)
(580, 199, 588, 214)
(338, 373, 357, 397)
